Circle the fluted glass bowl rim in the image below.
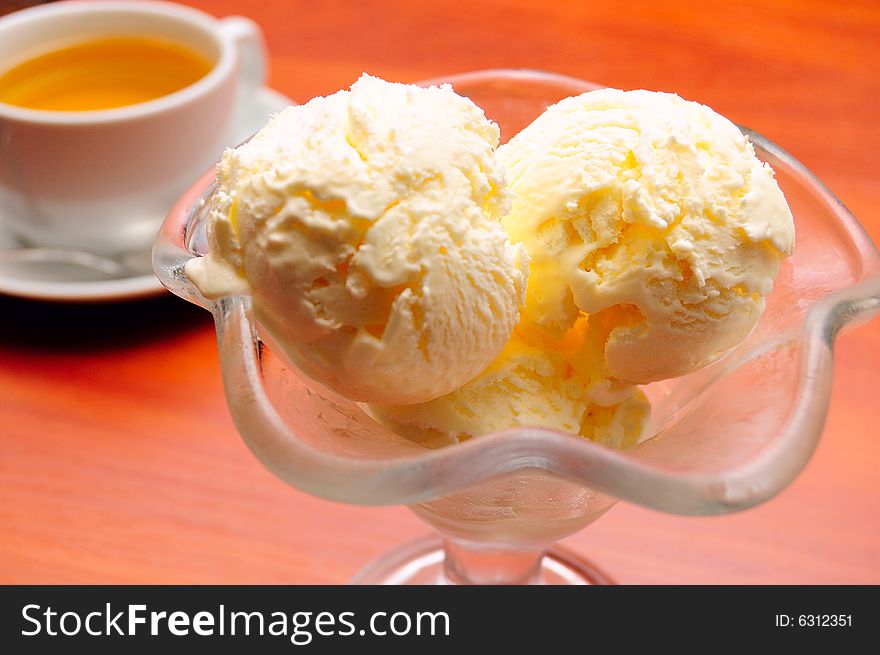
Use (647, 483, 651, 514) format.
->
(153, 68, 880, 515)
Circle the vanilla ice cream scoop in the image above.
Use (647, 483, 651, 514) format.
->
(186, 75, 528, 404)
(371, 322, 650, 450)
(497, 88, 794, 384)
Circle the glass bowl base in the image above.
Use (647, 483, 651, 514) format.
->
(349, 535, 614, 585)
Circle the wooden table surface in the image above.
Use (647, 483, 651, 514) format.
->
(1, 0, 879, 584)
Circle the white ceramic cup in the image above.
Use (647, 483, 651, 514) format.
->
(0, 0, 267, 255)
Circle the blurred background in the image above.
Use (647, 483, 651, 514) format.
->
(0, 0, 878, 583)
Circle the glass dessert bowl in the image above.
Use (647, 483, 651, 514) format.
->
(154, 69, 880, 584)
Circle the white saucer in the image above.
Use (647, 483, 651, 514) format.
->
(0, 86, 293, 303)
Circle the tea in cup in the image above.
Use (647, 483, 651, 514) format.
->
(0, 35, 214, 111)
(0, 0, 267, 255)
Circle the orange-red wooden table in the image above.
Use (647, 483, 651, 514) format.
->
(1, 0, 878, 583)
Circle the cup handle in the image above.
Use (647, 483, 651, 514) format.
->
(219, 16, 268, 104)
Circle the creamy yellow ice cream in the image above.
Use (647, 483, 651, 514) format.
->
(190, 79, 794, 453)
(371, 317, 650, 449)
(497, 88, 795, 384)
(186, 75, 528, 405)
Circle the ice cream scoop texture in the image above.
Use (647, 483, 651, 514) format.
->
(497, 88, 794, 383)
(187, 74, 529, 405)
(188, 79, 795, 451)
